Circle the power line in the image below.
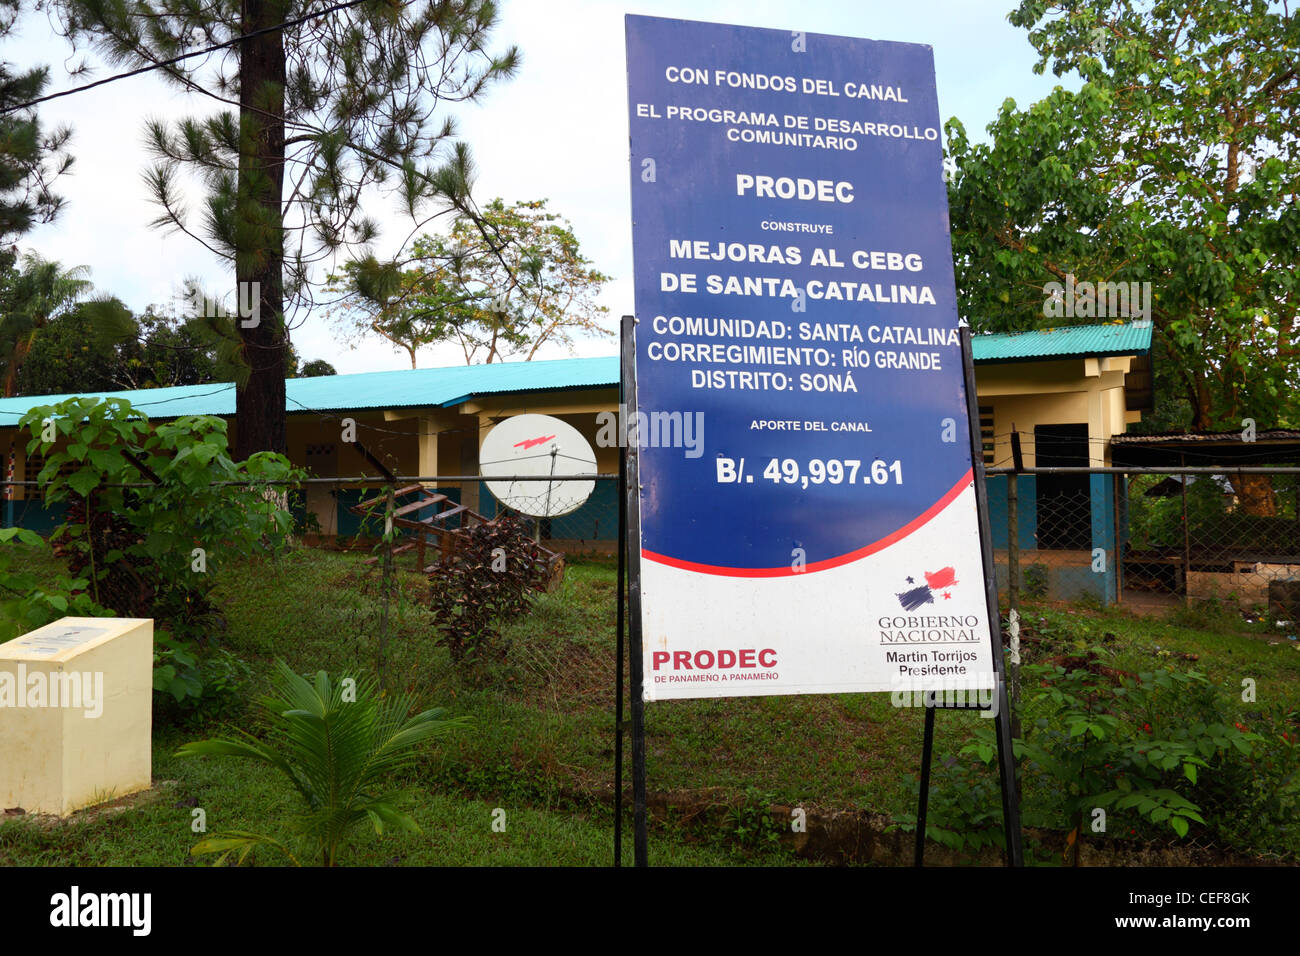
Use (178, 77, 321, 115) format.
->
(2, 0, 379, 116)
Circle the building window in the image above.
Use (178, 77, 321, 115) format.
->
(24, 449, 47, 501)
(21, 450, 75, 501)
(978, 405, 995, 465)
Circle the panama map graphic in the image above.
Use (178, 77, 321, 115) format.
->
(896, 567, 960, 610)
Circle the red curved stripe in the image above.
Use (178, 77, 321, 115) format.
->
(642, 468, 974, 578)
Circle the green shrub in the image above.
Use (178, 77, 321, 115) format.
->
(18, 396, 305, 641)
(7, 398, 307, 721)
(177, 661, 467, 866)
(1127, 474, 1296, 554)
(893, 764, 1006, 860)
(1186, 708, 1299, 855)
(723, 786, 788, 855)
(914, 651, 1267, 862)
(1127, 474, 1227, 551)
(0, 527, 113, 641)
(153, 634, 253, 727)
(1023, 563, 1049, 598)
(1169, 597, 1243, 632)
(428, 513, 550, 667)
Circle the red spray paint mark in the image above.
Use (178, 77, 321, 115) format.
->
(514, 434, 556, 451)
(925, 567, 958, 590)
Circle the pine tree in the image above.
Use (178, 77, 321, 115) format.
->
(0, 0, 73, 242)
(53, 0, 518, 456)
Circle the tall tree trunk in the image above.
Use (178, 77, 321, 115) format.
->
(1190, 378, 1213, 432)
(1232, 474, 1277, 517)
(234, 0, 287, 460)
(2, 334, 32, 397)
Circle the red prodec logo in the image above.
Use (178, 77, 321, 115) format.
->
(651, 648, 779, 685)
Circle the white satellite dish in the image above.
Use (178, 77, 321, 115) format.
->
(479, 414, 597, 518)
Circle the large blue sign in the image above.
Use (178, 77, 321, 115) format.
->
(626, 16, 994, 699)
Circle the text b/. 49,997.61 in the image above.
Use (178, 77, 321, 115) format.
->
(715, 457, 903, 489)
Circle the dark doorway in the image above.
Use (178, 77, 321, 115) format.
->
(1035, 424, 1091, 550)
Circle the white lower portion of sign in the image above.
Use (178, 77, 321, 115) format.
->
(640, 481, 997, 700)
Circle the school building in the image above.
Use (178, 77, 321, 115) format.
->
(0, 321, 1154, 602)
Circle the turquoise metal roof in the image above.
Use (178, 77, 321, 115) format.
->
(0, 355, 620, 424)
(972, 321, 1152, 363)
(0, 323, 1150, 425)
(0, 380, 238, 423)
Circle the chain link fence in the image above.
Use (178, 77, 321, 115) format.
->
(278, 477, 622, 565)
(3, 473, 622, 570)
(986, 467, 1300, 617)
(1124, 471, 1300, 613)
(7, 466, 1299, 616)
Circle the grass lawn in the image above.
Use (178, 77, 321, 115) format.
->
(2, 546, 1297, 865)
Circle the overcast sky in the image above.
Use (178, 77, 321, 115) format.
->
(12, 0, 1075, 374)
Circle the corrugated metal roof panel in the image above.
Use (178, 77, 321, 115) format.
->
(1112, 430, 1300, 444)
(0, 381, 238, 423)
(0, 355, 620, 424)
(972, 322, 1152, 363)
(0, 323, 1151, 425)
(282, 356, 619, 413)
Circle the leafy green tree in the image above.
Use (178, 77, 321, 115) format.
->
(0, 252, 135, 396)
(296, 357, 336, 377)
(114, 307, 221, 390)
(947, 0, 1299, 512)
(20, 396, 303, 630)
(178, 661, 466, 867)
(11, 302, 224, 396)
(53, 0, 518, 457)
(0, 0, 73, 241)
(12, 296, 149, 395)
(11, 299, 119, 396)
(0, 253, 90, 394)
(331, 198, 612, 365)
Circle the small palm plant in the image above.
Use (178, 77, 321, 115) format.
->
(177, 660, 465, 866)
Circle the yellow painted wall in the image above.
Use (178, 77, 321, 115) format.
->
(979, 356, 1140, 468)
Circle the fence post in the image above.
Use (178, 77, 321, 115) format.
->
(1008, 428, 1023, 746)
(1181, 456, 1192, 607)
(1114, 475, 1124, 604)
(1007, 472, 1021, 743)
(378, 482, 395, 687)
(1008, 474, 1019, 609)
(3, 442, 11, 529)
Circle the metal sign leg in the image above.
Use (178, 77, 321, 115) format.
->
(614, 320, 629, 867)
(915, 703, 936, 866)
(620, 314, 649, 868)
